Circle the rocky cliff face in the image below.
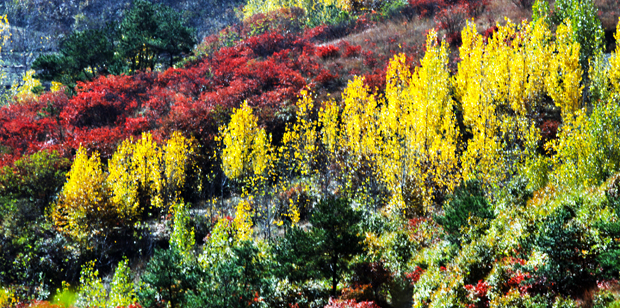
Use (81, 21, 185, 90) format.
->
(0, 0, 244, 93)
(1, 0, 245, 39)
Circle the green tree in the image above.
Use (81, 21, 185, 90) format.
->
(137, 249, 197, 308)
(595, 185, 620, 280)
(538, 0, 604, 71)
(273, 225, 321, 284)
(187, 241, 272, 308)
(32, 0, 196, 88)
(276, 197, 363, 296)
(0, 151, 73, 292)
(118, 0, 196, 72)
(435, 180, 494, 246)
(32, 26, 117, 91)
(109, 258, 137, 308)
(311, 197, 364, 296)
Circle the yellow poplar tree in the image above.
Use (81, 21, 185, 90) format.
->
(163, 131, 196, 204)
(107, 138, 140, 221)
(318, 98, 340, 156)
(341, 76, 381, 159)
(507, 19, 552, 115)
(58, 132, 196, 241)
(406, 30, 459, 195)
(609, 19, 620, 99)
(455, 21, 504, 184)
(107, 132, 164, 220)
(454, 19, 549, 186)
(234, 198, 254, 241)
(13, 70, 42, 103)
(278, 91, 318, 226)
(590, 18, 620, 104)
(108, 132, 196, 219)
(379, 30, 460, 213)
(545, 20, 583, 117)
(0, 15, 9, 104)
(131, 133, 164, 209)
(220, 101, 272, 184)
(53, 147, 113, 242)
(338, 76, 385, 208)
(219, 101, 274, 237)
(279, 90, 318, 178)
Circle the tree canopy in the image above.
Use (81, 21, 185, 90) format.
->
(32, 0, 196, 90)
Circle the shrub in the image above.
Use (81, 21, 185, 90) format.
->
(434, 5, 469, 45)
(0, 150, 70, 210)
(316, 45, 341, 59)
(243, 0, 352, 28)
(341, 42, 362, 58)
(325, 298, 382, 308)
(187, 241, 272, 308)
(462, 0, 489, 18)
(596, 0, 620, 31)
(137, 249, 198, 308)
(0, 193, 76, 299)
(435, 180, 494, 245)
(408, 0, 446, 16)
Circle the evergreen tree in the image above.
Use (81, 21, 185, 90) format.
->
(137, 248, 198, 308)
(276, 197, 364, 296)
(32, 0, 196, 89)
(187, 241, 272, 308)
(118, 0, 196, 73)
(32, 26, 117, 89)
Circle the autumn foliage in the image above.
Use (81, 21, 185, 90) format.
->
(5, 0, 620, 307)
(52, 132, 196, 242)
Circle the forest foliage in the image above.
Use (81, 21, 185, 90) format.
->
(4, 0, 620, 307)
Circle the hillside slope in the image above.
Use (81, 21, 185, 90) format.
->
(3, 0, 620, 307)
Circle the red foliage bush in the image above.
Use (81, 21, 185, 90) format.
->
(316, 45, 341, 59)
(540, 119, 560, 143)
(16, 301, 65, 308)
(0, 7, 399, 173)
(341, 41, 362, 58)
(316, 69, 340, 85)
(405, 266, 425, 285)
(464, 280, 490, 308)
(362, 50, 378, 68)
(499, 257, 533, 295)
(340, 284, 374, 301)
(408, 0, 446, 16)
(597, 0, 620, 31)
(363, 67, 388, 93)
(0, 92, 67, 166)
(434, 5, 469, 45)
(344, 261, 391, 303)
(482, 25, 498, 43)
